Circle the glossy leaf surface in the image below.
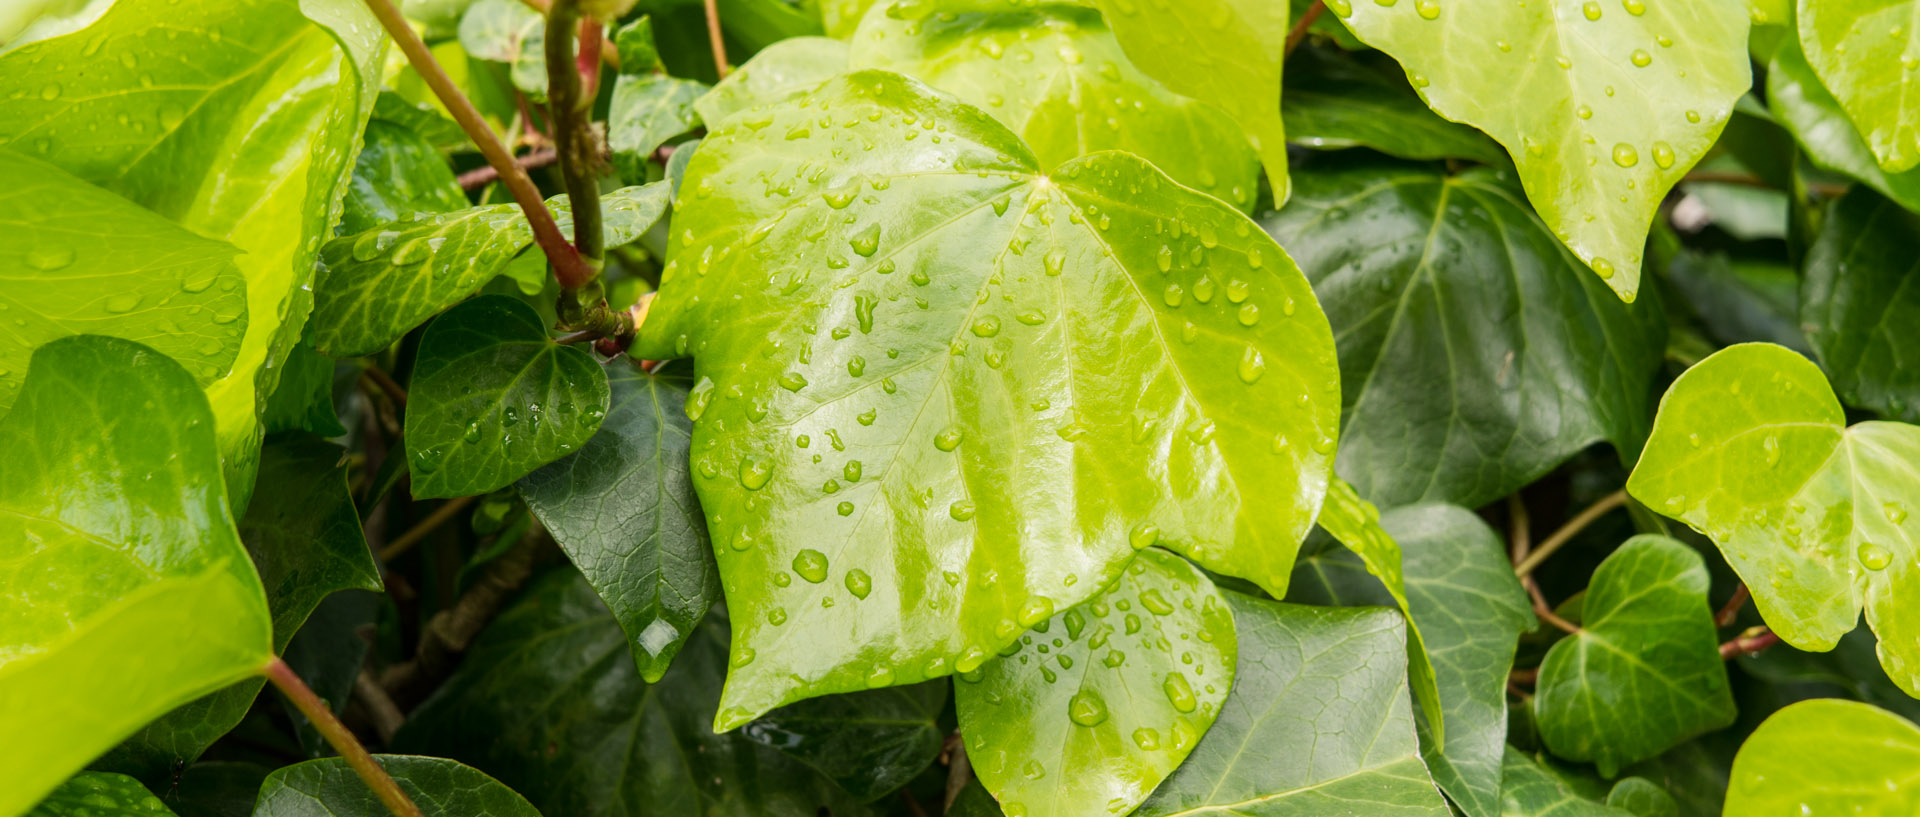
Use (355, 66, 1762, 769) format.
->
(1767, 35, 1920, 213)
(341, 119, 469, 235)
(394, 572, 869, 817)
(1798, 0, 1920, 173)
(261, 344, 347, 438)
(1331, 0, 1751, 300)
(1627, 342, 1920, 695)
(405, 296, 611, 499)
(1261, 164, 1664, 509)
(1312, 479, 1442, 740)
(1534, 535, 1734, 776)
(692, 36, 849, 127)
(255, 755, 541, 817)
(1289, 504, 1534, 817)
(1134, 596, 1449, 817)
(1085, 0, 1289, 201)
(638, 70, 1339, 725)
(25, 772, 176, 817)
(519, 362, 717, 682)
(958, 549, 1235, 817)
(1498, 750, 1633, 817)
(849, 0, 1259, 210)
(0, 337, 272, 816)
(1282, 45, 1504, 165)
(739, 680, 949, 801)
(609, 74, 708, 185)
(1801, 188, 1920, 422)
(1724, 699, 1920, 815)
(311, 185, 668, 358)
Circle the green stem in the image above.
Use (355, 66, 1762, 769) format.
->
(546, 1, 604, 274)
(263, 657, 425, 817)
(1513, 489, 1628, 578)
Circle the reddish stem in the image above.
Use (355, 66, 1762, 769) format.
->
(1715, 583, 1751, 629)
(264, 658, 424, 817)
(703, 0, 730, 77)
(579, 19, 604, 100)
(458, 147, 560, 191)
(1720, 627, 1781, 660)
(1285, 1, 1325, 57)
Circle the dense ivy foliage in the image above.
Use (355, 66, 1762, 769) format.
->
(4, 0, 1920, 815)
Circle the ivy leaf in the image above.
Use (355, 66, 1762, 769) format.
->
(1627, 342, 1920, 695)
(1534, 535, 1735, 776)
(341, 119, 470, 235)
(255, 756, 541, 817)
(0, 0, 383, 498)
(948, 781, 1007, 817)
(613, 15, 660, 73)
(1797, 1, 1920, 173)
(1725, 699, 1920, 814)
(1134, 596, 1450, 817)
(637, 70, 1339, 726)
(393, 572, 871, 817)
(1767, 34, 1920, 212)
(957, 549, 1235, 817)
(1260, 163, 1665, 509)
(459, 0, 546, 98)
(1312, 480, 1443, 743)
(0, 150, 247, 416)
(609, 74, 708, 185)
(1330, 0, 1752, 300)
(405, 296, 611, 499)
(1801, 188, 1920, 422)
(310, 184, 668, 359)
(262, 343, 348, 438)
(1603, 778, 1678, 817)
(822, 0, 877, 37)
(1498, 749, 1635, 817)
(25, 772, 176, 817)
(164, 762, 272, 817)
(740, 680, 949, 801)
(0, 336, 273, 816)
(1283, 45, 1504, 164)
(371, 91, 473, 152)
(692, 36, 849, 127)
(1288, 504, 1534, 817)
(1085, 0, 1290, 202)
(849, 0, 1260, 210)
(519, 362, 717, 682)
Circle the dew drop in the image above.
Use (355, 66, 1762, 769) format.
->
(1611, 143, 1639, 167)
(739, 457, 773, 490)
(1068, 691, 1110, 727)
(25, 248, 74, 270)
(1162, 673, 1197, 713)
(1238, 347, 1266, 383)
(1129, 522, 1159, 550)
(934, 425, 964, 451)
(845, 568, 873, 599)
(1132, 727, 1160, 750)
(1859, 543, 1892, 571)
(950, 500, 977, 521)
(1651, 141, 1675, 169)
(793, 549, 829, 583)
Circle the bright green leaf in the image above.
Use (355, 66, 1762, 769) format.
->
(692, 36, 849, 127)
(405, 296, 611, 499)
(1085, 0, 1289, 202)
(25, 772, 176, 817)
(255, 755, 541, 817)
(1283, 45, 1504, 164)
(957, 549, 1235, 817)
(393, 572, 871, 817)
(341, 119, 470, 235)
(1767, 34, 1920, 212)
(1802, 188, 1920, 422)
(519, 362, 718, 683)
(1260, 164, 1665, 509)
(614, 14, 659, 73)
(1499, 749, 1635, 817)
(1627, 342, 1920, 695)
(1134, 596, 1450, 817)
(740, 680, 949, 801)
(638, 70, 1339, 726)
(1288, 503, 1534, 817)
(849, 0, 1260, 210)
(1534, 535, 1735, 776)
(1330, 0, 1752, 300)
(0, 336, 272, 816)
(310, 184, 668, 358)
(609, 74, 708, 185)
(1797, 0, 1920, 173)
(821, 0, 877, 37)
(1725, 699, 1920, 815)
(0, 151, 247, 416)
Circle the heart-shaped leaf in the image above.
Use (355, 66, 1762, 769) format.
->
(957, 549, 1235, 817)
(1724, 699, 1920, 814)
(1330, 0, 1752, 300)
(1133, 595, 1450, 817)
(637, 70, 1338, 726)
(0, 336, 273, 815)
(255, 755, 541, 817)
(519, 362, 718, 682)
(849, 0, 1260, 210)
(610, 75, 708, 185)
(405, 295, 611, 499)
(1260, 163, 1665, 509)
(25, 772, 176, 817)
(310, 184, 669, 359)
(1627, 342, 1920, 695)
(1534, 535, 1735, 776)
(1801, 188, 1920, 422)
(1767, 34, 1920, 212)
(1797, 0, 1920, 173)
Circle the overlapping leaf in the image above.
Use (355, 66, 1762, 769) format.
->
(1798, 0, 1920, 173)
(610, 75, 708, 184)
(1498, 750, 1634, 817)
(1331, 0, 1752, 300)
(693, 36, 849, 126)
(740, 680, 949, 801)
(25, 772, 176, 817)
(637, 70, 1339, 726)
(1627, 342, 1920, 695)
(1801, 188, 1920, 422)
(341, 119, 470, 235)
(1767, 34, 1920, 212)
(1725, 699, 1920, 815)
(255, 756, 541, 817)
(1283, 45, 1503, 164)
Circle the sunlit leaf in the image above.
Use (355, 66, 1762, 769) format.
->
(1767, 34, 1920, 212)
(1725, 699, 1920, 815)
(692, 36, 848, 127)
(1797, 0, 1920, 173)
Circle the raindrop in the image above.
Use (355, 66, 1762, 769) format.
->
(1068, 691, 1110, 727)
(845, 568, 873, 599)
(935, 425, 964, 451)
(739, 457, 773, 490)
(1132, 728, 1160, 750)
(1163, 672, 1197, 712)
(1129, 522, 1159, 550)
(1859, 543, 1892, 571)
(849, 223, 882, 257)
(1239, 347, 1266, 383)
(1651, 141, 1675, 169)
(793, 549, 830, 583)
(950, 500, 977, 521)
(1582, 0, 1601, 19)
(25, 248, 74, 271)
(1611, 143, 1639, 167)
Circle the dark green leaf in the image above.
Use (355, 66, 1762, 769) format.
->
(281, 590, 380, 756)
(370, 92, 472, 152)
(1741, 627, 1920, 725)
(741, 680, 948, 801)
(405, 296, 611, 498)
(166, 763, 274, 817)
(609, 74, 708, 185)
(519, 362, 717, 682)
(1261, 164, 1664, 509)
(26, 772, 176, 817)
(1659, 250, 1807, 354)
(957, 549, 1235, 817)
(948, 781, 1006, 817)
(1603, 778, 1677, 817)
(1283, 44, 1503, 164)
(254, 755, 540, 817)
(613, 15, 660, 73)
(262, 343, 348, 438)
(393, 571, 870, 817)
(1134, 595, 1450, 817)
(1802, 188, 1920, 422)
(341, 119, 470, 235)
(1766, 35, 1920, 211)
(1498, 750, 1634, 817)
(638, 70, 1339, 726)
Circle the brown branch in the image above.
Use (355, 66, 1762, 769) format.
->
(378, 495, 478, 562)
(355, 670, 407, 744)
(1509, 667, 1539, 686)
(360, 0, 592, 289)
(1528, 580, 1582, 635)
(1514, 489, 1629, 577)
(702, 0, 731, 77)
(266, 658, 424, 817)
(360, 366, 408, 407)
(458, 147, 559, 191)
(1285, 0, 1325, 58)
(1684, 170, 1849, 198)
(380, 530, 552, 708)
(942, 733, 973, 814)
(1720, 626, 1780, 660)
(1715, 583, 1751, 629)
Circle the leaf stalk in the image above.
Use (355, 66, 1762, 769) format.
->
(263, 657, 425, 817)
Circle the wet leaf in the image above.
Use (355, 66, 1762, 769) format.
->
(1283, 45, 1503, 164)
(1767, 34, 1920, 212)
(25, 772, 176, 817)
(692, 36, 849, 127)
(255, 755, 541, 817)
(1797, 0, 1920, 173)
(261, 343, 348, 438)
(609, 74, 708, 185)
(1801, 188, 1920, 422)
(341, 119, 469, 235)
(740, 680, 949, 801)
(1725, 699, 1920, 815)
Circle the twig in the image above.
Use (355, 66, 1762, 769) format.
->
(1508, 667, 1539, 686)
(1508, 493, 1576, 632)
(1720, 626, 1780, 659)
(702, 0, 731, 77)
(1715, 583, 1751, 628)
(1528, 581, 1582, 635)
(379, 495, 479, 562)
(1514, 489, 1629, 577)
(355, 671, 407, 744)
(361, 366, 408, 407)
(380, 530, 552, 707)
(360, 0, 593, 290)
(942, 733, 972, 813)
(458, 147, 559, 191)
(1683, 170, 1848, 198)
(265, 658, 425, 817)
(1285, 0, 1324, 58)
